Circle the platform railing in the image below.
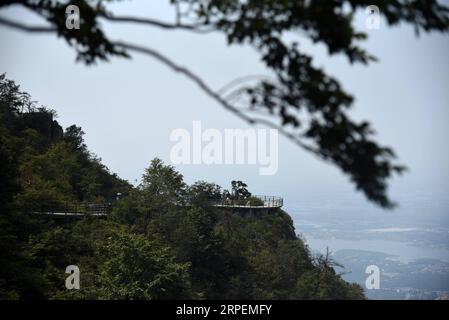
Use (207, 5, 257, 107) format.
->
(34, 194, 283, 217)
(35, 201, 113, 216)
(211, 195, 283, 208)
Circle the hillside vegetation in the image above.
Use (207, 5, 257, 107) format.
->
(0, 75, 364, 299)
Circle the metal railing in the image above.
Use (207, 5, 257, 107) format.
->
(35, 201, 113, 216)
(210, 195, 283, 208)
(34, 194, 283, 217)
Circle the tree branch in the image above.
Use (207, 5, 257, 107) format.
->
(114, 41, 317, 153)
(0, 16, 56, 33)
(217, 74, 276, 96)
(0, 15, 316, 154)
(100, 13, 214, 34)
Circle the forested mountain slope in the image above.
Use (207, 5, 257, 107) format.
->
(0, 75, 364, 299)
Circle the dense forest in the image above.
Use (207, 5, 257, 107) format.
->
(0, 74, 364, 299)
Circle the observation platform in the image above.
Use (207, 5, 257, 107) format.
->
(33, 195, 283, 218)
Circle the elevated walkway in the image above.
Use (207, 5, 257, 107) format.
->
(33, 195, 283, 218)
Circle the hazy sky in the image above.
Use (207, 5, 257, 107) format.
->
(1, 1, 448, 217)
